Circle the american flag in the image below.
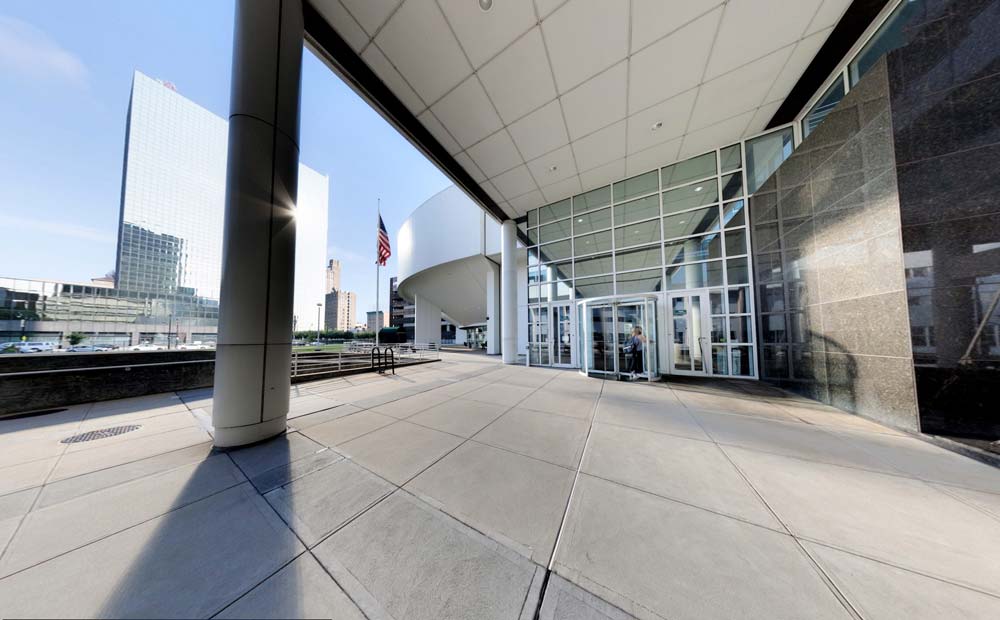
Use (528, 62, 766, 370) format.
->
(376, 215, 391, 266)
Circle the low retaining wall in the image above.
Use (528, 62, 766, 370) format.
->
(0, 351, 215, 416)
(0, 351, 438, 416)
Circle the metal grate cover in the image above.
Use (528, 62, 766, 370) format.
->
(61, 425, 142, 444)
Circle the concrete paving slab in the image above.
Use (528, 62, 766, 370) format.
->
(313, 491, 540, 620)
(0, 454, 245, 577)
(265, 459, 394, 547)
(215, 553, 366, 619)
(539, 574, 637, 620)
(693, 410, 898, 473)
(406, 398, 508, 437)
(582, 423, 779, 528)
(249, 448, 343, 494)
(836, 429, 1000, 494)
(462, 384, 536, 407)
(0, 487, 38, 522)
(48, 425, 212, 482)
(805, 541, 1000, 620)
(474, 407, 590, 469)
(600, 382, 680, 405)
(594, 398, 709, 440)
(34, 442, 215, 509)
(521, 389, 599, 419)
(370, 390, 453, 419)
(0, 404, 90, 440)
(227, 431, 325, 479)
(553, 475, 850, 620)
(674, 389, 797, 421)
(301, 410, 397, 446)
(776, 402, 907, 434)
(339, 421, 463, 485)
(0, 457, 59, 495)
(285, 403, 362, 431)
(727, 446, 1000, 596)
(64, 410, 201, 454)
(933, 484, 1000, 521)
(287, 394, 342, 419)
(407, 441, 575, 563)
(0, 483, 303, 619)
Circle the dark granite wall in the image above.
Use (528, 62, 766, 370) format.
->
(890, 0, 1000, 438)
(750, 58, 920, 431)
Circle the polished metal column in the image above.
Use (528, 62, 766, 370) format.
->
(213, 0, 303, 447)
(500, 220, 518, 364)
(486, 261, 500, 355)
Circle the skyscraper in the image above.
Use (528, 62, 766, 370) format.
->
(325, 289, 356, 332)
(367, 310, 384, 333)
(117, 71, 329, 330)
(325, 259, 341, 293)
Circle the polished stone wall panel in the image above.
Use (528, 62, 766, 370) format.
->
(751, 55, 920, 432)
(889, 0, 1000, 437)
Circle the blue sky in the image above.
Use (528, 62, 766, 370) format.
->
(0, 1, 451, 322)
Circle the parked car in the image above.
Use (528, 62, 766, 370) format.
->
(16, 342, 56, 353)
(66, 345, 113, 352)
(0, 342, 19, 354)
(128, 343, 164, 351)
(178, 341, 214, 350)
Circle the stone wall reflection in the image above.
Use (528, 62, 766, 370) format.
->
(891, 0, 1000, 437)
(750, 57, 919, 431)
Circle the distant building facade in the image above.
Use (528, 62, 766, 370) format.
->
(325, 289, 356, 332)
(325, 259, 341, 293)
(367, 310, 384, 333)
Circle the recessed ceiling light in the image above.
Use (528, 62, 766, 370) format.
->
(694, 186, 703, 192)
(651, 121, 663, 131)
(548, 165, 558, 172)
(577, 218, 583, 223)
(479, 0, 493, 11)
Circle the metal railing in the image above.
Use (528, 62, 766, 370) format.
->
(290, 343, 439, 379)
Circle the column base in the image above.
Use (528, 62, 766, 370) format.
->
(213, 416, 287, 448)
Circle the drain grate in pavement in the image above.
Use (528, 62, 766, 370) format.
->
(61, 424, 142, 444)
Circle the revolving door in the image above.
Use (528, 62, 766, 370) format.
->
(576, 295, 658, 380)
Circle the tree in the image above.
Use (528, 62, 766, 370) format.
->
(67, 332, 87, 345)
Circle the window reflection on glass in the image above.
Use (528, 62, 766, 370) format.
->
(663, 206, 720, 240)
(722, 200, 745, 228)
(613, 194, 659, 226)
(711, 317, 727, 343)
(575, 254, 613, 277)
(538, 219, 572, 243)
(574, 275, 614, 298)
(662, 152, 717, 188)
(663, 234, 722, 264)
(728, 286, 751, 313)
(538, 198, 571, 224)
(539, 239, 573, 261)
(710, 289, 725, 315)
(574, 231, 612, 256)
(573, 186, 612, 214)
(613, 170, 658, 202)
(727, 257, 750, 284)
(616, 269, 662, 294)
(725, 229, 747, 257)
(802, 78, 845, 138)
(731, 345, 755, 376)
(720, 172, 743, 201)
(528, 209, 538, 227)
(849, 0, 925, 86)
(729, 316, 752, 343)
(746, 127, 794, 194)
(720, 144, 741, 172)
(616, 246, 662, 271)
(614, 220, 661, 249)
(662, 182, 718, 214)
(573, 207, 612, 235)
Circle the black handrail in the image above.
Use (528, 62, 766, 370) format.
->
(383, 347, 395, 375)
(370, 346, 381, 372)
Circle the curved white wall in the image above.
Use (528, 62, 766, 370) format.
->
(397, 185, 495, 283)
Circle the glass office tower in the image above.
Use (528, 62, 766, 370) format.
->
(116, 71, 329, 331)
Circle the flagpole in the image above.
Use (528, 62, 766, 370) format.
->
(375, 198, 380, 347)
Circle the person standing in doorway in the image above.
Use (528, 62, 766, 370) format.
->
(628, 326, 646, 380)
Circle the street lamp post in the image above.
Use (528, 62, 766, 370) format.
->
(316, 303, 322, 345)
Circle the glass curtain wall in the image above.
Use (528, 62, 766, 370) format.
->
(523, 144, 757, 377)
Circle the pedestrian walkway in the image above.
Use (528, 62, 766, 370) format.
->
(1, 353, 999, 619)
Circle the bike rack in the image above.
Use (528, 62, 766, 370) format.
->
(371, 347, 382, 373)
(383, 347, 395, 375)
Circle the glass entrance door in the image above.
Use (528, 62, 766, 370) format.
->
(577, 295, 658, 380)
(668, 289, 717, 376)
(550, 303, 573, 367)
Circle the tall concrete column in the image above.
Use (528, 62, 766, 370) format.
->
(501, 220, 518, 364)
(414, 294, 442, 345)
(486, 261, 500, 355)
(213, 0, 303, 448)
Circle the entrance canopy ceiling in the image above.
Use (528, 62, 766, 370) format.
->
(311, 0, 851, 219)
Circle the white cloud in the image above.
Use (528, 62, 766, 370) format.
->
(0, 214, 114, 243)
(0, 16, 88, 87)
